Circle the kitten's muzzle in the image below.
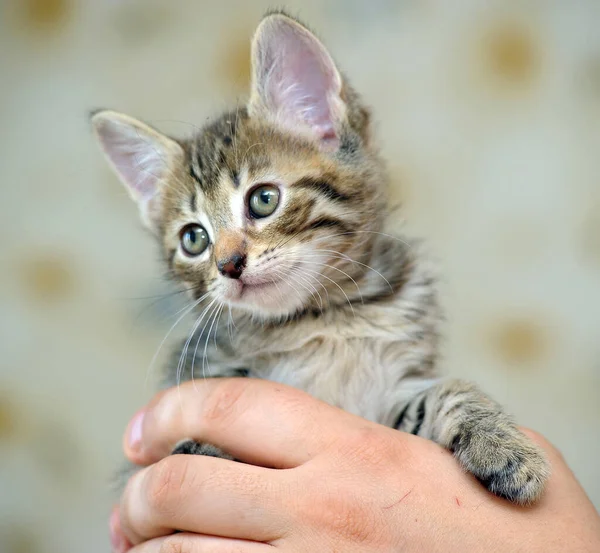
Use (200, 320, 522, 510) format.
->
(217, 253, 246, 279)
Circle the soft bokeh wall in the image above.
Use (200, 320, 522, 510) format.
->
(1, 0, 599, 550)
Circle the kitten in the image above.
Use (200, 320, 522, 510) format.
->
(92, 11, 549, 504)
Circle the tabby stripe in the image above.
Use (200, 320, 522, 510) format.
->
(230, 169, 240, 188)
(360, 288, 397, 304)
(451, 430, 472, 452)
(394, 402, 411, 430)
(305, 218, 348, 232)
(293, 177, 350, 202)
(189, 191, 197, 213)
(410, 395, 427, 436)
(190, 165, 202, 186)
(435, 389, 470, 416)
(441, 400, 466, 419)
(478, 459, 518, 495)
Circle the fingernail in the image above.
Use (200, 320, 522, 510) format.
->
(128, 411, 145, 451)
(109, 509, 126, 553)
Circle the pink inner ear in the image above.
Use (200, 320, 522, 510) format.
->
(97, 119, 165, 202)
(259, 21, 341, 143)
(110, 146, 159, 201)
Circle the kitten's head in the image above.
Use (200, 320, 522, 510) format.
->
(92, 12, 388, 320)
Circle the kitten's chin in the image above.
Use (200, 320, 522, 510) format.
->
(222, 279, 310, 319)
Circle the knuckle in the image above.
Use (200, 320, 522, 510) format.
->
(202, 378, 250, 425)
(336, 426, 399, 470)
(146, 456, 194, 514)
(152, 391, 183, 434)
(328, 503, 375, 544)
(298, 489, 377, 545)
(159, 536, 190, 553)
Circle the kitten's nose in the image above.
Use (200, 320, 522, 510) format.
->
(217, 253, 246, 279)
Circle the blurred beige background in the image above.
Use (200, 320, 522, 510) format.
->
(1, 0, 600, 551)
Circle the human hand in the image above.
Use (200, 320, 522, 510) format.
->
(110, 378, 600, 552)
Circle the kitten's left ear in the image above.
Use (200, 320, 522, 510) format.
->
(248, 13, 345, 150)
(91, 110, 184, 231)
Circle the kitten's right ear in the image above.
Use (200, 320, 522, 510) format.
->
(248, 13, 345, 150)
(91, 110, 184, 231)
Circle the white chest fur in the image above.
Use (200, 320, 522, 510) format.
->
(245, 292, 440, 427)
(261, 337, 428, 425)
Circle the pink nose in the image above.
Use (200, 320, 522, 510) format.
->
(217, 253, 246, 279)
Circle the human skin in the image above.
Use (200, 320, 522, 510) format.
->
(110, 378, 600, 552)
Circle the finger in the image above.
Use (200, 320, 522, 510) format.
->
(110, 506, 133, 553)
(125, 378, 362, 468)
(128, 533, 275, 553)
(120, 453, 289, 545)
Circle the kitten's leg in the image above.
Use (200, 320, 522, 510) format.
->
(171, 440, 233, 460)
(395, 379, 550, 504)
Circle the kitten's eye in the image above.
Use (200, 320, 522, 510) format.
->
(248, 184, 280, 218)
(180, 224, 209, 256)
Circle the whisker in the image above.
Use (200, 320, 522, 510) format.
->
(274, 260, 354, 315)
(242, 141, 265, 164)
(270, 267, 305, 307)
(284, 266, 327, 312)
(129, 285, 199, 330)
(277, 253, 364, 302)
(182, 297, 218, 390)
(283, 266, 324, 310)
(310, 230, 412, 248)
(144, 291, 210, 388)
(188, 297, 222, 385)
(202, 300, 224, 381)
(148, 119, 203, 133)
(292, 264, 356, 315)
(271, 228, 411, 255)
(309, 249, 394, 293)
(121, 285, 197, 302)
(227, 304, 235, 344)
(214, 302, 225, 350)
(283, 248, 394, 294)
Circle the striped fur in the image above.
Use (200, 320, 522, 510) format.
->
(93, 11, 549, 504)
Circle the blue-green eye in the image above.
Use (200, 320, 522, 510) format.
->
(248, 184, 280, 218)
(180, 224, 209, 256)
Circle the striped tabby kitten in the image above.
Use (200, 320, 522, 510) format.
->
(92, 12, 549, 504)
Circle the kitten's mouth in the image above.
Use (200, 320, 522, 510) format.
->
(223, 263, 304, 309)
(224, 276, 283, 301)
(240, 277, 283, 296)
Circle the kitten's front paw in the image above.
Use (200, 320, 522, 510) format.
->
(452, 428, 550, 505)
(171, 439, 234, 460)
